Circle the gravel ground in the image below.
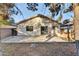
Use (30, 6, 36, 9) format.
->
(0, 42, 77, 56)
(0, 43, 4, 56)
(0, 47, 2, 56)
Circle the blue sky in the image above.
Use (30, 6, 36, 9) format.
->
(11, 3, 74, 23)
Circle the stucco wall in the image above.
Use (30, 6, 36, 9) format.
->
(74, 6, 79, 40)
(17, 17, 54, 36)
(0, 28, 12, 39)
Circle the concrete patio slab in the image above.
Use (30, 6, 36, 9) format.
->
(1, 35, 69, 43)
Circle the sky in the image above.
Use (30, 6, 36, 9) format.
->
(11, 3, 74, 23)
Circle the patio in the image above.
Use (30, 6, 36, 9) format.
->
(1, 35, 68, 43)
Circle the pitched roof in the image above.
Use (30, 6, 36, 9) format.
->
(17, 14, 59, 25)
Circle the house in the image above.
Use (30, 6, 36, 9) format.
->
(0, 25, 16, 40)
(17, 14, 59, 36)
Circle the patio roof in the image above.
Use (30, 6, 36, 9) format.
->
(0, 25, 16, 29)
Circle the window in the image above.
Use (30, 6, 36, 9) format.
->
(41, 26, 48, 34)
(52, 26, 55, 29)
(26, 26, 33, 31)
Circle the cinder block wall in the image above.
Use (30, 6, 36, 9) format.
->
(0, 28, 12, 39)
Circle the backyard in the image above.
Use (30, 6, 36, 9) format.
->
(0, 3, 79, 56)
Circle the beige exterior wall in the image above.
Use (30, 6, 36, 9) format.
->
(74, 6, 79, 40)
(0, 28, 12, 39)
(17, 17, 56, 36)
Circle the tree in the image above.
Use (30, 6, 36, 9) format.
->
(26, 3, 38, 11)
(0, 3, 23, 25)
(0, 20, 10, 25)
(46, 3, 79, 41)
(48, 3, 79, 41)
(8, 19, 15, 25)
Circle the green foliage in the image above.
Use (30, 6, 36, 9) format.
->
(26, 3, 38, 11)
(0, 3, 23, 21)
(8, 19, 15, 25)
(0, 19, 15, 25)
(0, 20, 11, 25)
(57, 14, 62, 23)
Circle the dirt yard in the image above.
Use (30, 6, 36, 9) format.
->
(0, 42, 77, 56)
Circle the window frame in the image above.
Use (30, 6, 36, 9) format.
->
(26, 26, 33, 31)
